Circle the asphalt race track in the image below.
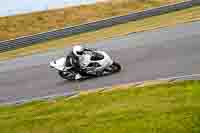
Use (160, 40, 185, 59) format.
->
(0, 21, 200, 104)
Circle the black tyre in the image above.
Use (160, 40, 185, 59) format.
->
(112, 62, 122, 73)
(104, 62, 121, 74)
(58, 71, 75, 80)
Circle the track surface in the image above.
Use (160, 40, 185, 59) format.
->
(0, 21, 200, 103)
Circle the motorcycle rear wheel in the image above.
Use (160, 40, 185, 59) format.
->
(58, 71, 75, 80)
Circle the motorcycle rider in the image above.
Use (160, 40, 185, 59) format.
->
(65, 45, 94, 79)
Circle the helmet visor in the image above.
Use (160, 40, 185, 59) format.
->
(77, 51, 83, 55)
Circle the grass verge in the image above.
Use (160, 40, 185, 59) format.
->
(0, 80, 200, 133)
(0, 5, 199, 61)
(0, 0, 182, 40)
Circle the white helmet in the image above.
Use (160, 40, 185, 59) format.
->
(73, 45, 84, 57)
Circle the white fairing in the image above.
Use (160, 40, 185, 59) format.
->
(80, 51, 113, 71)
(50, 50, 113, 72)
(50, 57, 68, 71)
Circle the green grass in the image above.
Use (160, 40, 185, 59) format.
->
(0, 0, 182, 40)
(0, 80, 200, 133)
(0, 5, 199, 61)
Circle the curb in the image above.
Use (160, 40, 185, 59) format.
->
(77, 80, 170, 96)
(75, 74, 200, 96)
(1, 74, 200, 106)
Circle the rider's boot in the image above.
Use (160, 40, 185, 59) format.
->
(75, 73, 82, 80)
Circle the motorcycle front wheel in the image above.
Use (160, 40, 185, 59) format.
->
(111, 62, 121, 73)
(105, 62, 122, 74)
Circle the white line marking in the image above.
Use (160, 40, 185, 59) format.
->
(157, 73, 200, 81)
(1, 73, 200, 105)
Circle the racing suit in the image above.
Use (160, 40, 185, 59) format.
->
(65, 48, 94, 76)
(65, 51, 80, 72)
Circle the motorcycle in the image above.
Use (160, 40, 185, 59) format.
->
(49, 50, 121, 80)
